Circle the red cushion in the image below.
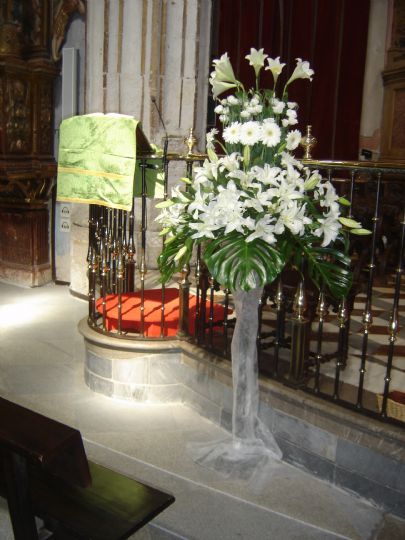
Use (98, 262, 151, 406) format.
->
(95, 288, 229, 337)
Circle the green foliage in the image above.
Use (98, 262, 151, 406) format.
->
(203, 232, 286, 291)
(157, 233, 194, 284)
(298, 241, 353, 299)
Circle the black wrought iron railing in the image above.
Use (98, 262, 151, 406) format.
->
(86, 154, 405, 428)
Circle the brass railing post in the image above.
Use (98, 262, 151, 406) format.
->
(177, 263, 190, 338)
(287, 278, 309, 386)
(88, 247, 98, 327)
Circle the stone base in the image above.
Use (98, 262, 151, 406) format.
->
(79, 319, 405, 519)
(0, 263, 52, 287)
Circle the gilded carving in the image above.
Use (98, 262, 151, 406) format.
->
(30, 0, 42, 47)
(52, 0, 85, 61)
(5, 78, 31, 153)
(39, 81, 53, 154)
(0, 19, 24, 57)
(0, 177, 53, 204)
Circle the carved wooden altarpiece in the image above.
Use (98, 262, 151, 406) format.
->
(0, 0, 83, 286)
(380, 0, 405, 163)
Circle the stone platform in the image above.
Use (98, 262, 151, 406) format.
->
(80, 319, 405, 519)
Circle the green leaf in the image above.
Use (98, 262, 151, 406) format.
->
(203, 232, 285, 291)
(158, 233, 194, 283)
(301, 244, 353, 299)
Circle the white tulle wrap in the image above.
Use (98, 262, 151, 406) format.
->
(189, 287, 282, 480)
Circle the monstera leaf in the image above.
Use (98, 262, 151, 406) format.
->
(300, 242, 353, 299)
(203, 232, 286, 291)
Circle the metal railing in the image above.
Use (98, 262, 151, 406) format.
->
(86, 154, 405, 427)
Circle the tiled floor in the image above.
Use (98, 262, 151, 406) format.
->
(0, 281, 404, 539)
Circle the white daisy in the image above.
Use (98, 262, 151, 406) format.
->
(261, 120, 281, 147)
(223, 122, 241, 144)
(239, 121, 261, 146)
(286, 129, 302, 151)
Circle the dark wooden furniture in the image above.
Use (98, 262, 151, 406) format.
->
(0, 1, 86, 286)
(0, 396, 175, 540)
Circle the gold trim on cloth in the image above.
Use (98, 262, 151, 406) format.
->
(57, 166, 129, 181)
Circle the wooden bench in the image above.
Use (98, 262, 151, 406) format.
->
(0, 396, 175, 539)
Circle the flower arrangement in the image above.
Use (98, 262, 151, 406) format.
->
(156, 49, 369, 297)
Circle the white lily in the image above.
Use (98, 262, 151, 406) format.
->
(246, 216, 277, 244)
(314, 214, 341, 247)
(251, 164, 281, 186)
(265, 56, 286, 87)
(209, 73, 237, 99)
(219, 152, 242, 173)
(212, 53, 238, 83)
(245, 48, 268, 77)
(285, 58, 314, 89)
(279, 201, 312, 235)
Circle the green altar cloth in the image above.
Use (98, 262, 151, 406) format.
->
(56, 114, 164, 211)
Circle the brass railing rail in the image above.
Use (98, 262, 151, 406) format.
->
(86, 155, 405, 427)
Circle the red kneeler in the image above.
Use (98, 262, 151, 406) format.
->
(96, 288, 229, 337)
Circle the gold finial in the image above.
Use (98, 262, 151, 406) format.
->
(184, 128, 197, 157)
(301, 125, 317, 160)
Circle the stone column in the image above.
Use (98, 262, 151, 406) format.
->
(69, 0, 212, 295)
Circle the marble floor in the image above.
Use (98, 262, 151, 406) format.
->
(0, 281, 404, 540)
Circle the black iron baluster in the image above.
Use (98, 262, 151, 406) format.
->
(177, 263, 190, 337)
(314, 290, 328, 394)
(194, 248, 202, 340)
(199, 265, 208, 345)
(348, 169, 355, 219)
(139, 158, 148, 337)
(117, 246, 124, 335)
(100, 237, 109, 331)
(88, 246, 98, 327)
(222, 288, 230, 357)
(159, 145, 170, 337)
(208, 274, 215, 349)
(111, 209, 118, 293)
(127, 201, 136, 292)
(288, 277, 308, 386)
(257, 289, 265, 366)
(357, 172, 382, 408)
(380, 206, 405, 417)
(333, 297, 348, 400)
(273, 279, 284, 378)
(86, 205, 92, 263)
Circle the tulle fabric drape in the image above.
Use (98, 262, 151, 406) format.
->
(188, 287, 282, 480)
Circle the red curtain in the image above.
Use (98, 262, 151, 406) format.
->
(211, 0, 370, 160)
